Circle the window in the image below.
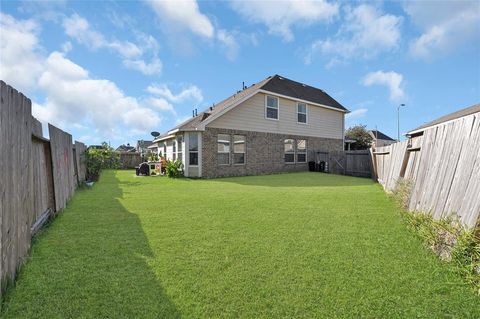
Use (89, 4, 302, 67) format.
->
(265, 95, 279, 120)
(176, 135, 183, 162)
(233, 135, 246, 164)
(189, 133, 198, 166)
(296, 139, 307, 163)
(163, 143, 167, 157)
(217, 134, 230, 165)
(172, 140, 176, 161)
(297, 103, 307, 124)
(284, 139, 295, 163)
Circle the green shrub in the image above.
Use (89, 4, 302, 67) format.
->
(391, 179, 480, 294)
(165, 160, 183, 178)
(84, 142, 120, 181)
(148, 153, 159, 162)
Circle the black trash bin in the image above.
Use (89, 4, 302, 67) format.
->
(308, 161, 315, 171)
(319, 161, 326, 172)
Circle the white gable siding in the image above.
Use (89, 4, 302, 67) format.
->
(206, 93, 344, 139)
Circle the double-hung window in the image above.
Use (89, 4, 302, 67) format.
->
(176, 135, 183, 162)
(172, 140, 177, 161)
(265, 95, 279, 120)
(217, 134, 230, 165)
(284, 139, 295, 163)
(297, 103, 307, 124)
(233, 135, 246, 164)
(296, 139, 307, 163)
(163, 143, 167, 157)
(189, 133, 199, 166)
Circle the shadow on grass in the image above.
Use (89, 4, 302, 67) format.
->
(1, 172, 180, 318)
(210, 171, 374, 187)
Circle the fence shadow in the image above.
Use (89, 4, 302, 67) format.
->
(1, 172, 180, 318)
(210, 172, 374, 188)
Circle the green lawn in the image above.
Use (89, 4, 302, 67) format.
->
(1, 171, 479, 318)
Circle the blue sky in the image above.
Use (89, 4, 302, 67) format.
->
(1, 0, 479, 146)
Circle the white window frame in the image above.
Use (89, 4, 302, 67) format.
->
(176, 135, 183, 163)
(284, 139, 295, 164)
(189, 132, 199, 167)
(265, 95, 279, 121)
(297, 103, 308, 125)
(233, 135, 246, 165)
(217, 134, 231, 165)
(296, 139, 307, 163)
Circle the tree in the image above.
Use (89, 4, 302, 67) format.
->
(84, 142, 120, 181)
(345, 125, 372, 150)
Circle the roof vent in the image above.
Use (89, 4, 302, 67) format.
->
(302, 84, 307, 87)
(278, 76, 284, 80)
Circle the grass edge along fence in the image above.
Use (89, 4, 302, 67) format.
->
(0, 81, 87, 296)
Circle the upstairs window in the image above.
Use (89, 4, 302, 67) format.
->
(297, 103, 307, 124)
(217, 134, 230, 165)
(296, 139, 307, 163)
(233, 135, 246, 164)
(284, 139, 295, 163)
(265, 95, 279, 120)
(189, 133, 199, 166)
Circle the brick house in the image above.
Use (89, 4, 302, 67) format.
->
(151, 75, 349, 178)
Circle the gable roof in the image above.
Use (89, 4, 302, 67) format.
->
(408, 103, 480, 135)
(260, 75, 348, 112)
(154, 74, 347, 141)
(369, 130, 395, 141)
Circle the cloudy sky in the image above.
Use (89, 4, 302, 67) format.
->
(1, 0, 479, 146)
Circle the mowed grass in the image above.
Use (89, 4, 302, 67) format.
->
(1, 170, 479, 318)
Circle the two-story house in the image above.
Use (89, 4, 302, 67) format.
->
(151, 75, 349, 178)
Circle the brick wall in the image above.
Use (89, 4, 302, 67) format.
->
(202, 127, 343, 178)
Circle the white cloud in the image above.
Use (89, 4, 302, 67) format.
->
(405, 1, 480, 59)
(362, 71, 405, 102)
(34, 51, 161, 135)
(147, 84, 203, 104)
(62, 13, 161, 75)
(123, 58, 162, 75)
(230, 0, 338, 41)
(345, 108, 368, 120)
(61, 41, 72, 53)
(217, 29, 240, 61)
(63, 13, 141, 58)
(147, 0, 214, 38)
(0, 13, 44, 92)
(305, 4, 402, 65)
(145, 97, 176, 114)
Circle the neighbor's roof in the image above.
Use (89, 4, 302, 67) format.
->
(369, 130, 395, 141)
(408, 103, 480, 134)
(154, 74, 347, 141)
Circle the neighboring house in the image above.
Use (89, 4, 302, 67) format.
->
(116, 143, 136, 152)
(136, 140, 153, 156)
(368, 130, 396, 147)
(152, 75, 349, 178)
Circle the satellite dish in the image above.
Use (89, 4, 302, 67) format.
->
(151, 131, 160, 137)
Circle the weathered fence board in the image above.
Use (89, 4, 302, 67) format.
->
(49, 124, 76, 212)
(1, 81, 86, 295)
(374, 111, 480, 229)
(0, 81, 34, 294)
(74, 141, 87, 185)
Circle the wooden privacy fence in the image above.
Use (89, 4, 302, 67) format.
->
(117, 152, 142, 169)
(0, 81, 87, 295)
(318, 150, 372, 177)
(373, 111, 480, 229)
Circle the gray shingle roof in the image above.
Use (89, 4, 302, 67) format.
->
(408, 103, 480, 134)
(369, 130, 395, 141)
(159, 74, 347, 136)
